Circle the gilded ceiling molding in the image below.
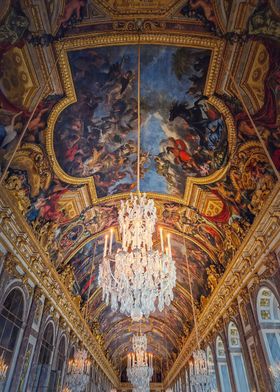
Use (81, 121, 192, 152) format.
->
(93, 0, 186, 18)
(0, 186, 119, 387)
(164, 181, 280, 387)
(45, 32, 232, 206)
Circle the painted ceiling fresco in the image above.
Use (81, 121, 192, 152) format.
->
(53, 44, 228, 198)
(0, 0, 279, 382)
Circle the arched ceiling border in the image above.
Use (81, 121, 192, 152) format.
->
(96, 307, 185, 347)
(92, 0, 188, 19)
(45, 32, 235, 206)
(104, 320, 180, 355)
(63, 223, 217, 271)
(105, 325, 179, 355)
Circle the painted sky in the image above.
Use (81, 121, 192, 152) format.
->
(54, 44, 228, 198)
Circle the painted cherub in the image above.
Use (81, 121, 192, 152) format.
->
(188, 0, 217, 24)
(58, 0, 86, 27)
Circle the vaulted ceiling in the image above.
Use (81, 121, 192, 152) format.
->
(0, 0, 279, 383)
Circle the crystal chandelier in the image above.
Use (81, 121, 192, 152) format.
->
(183, 238, 217, 392)
(270, 363, 280, 392)
(127, 334, 153, 391)
(99, 201, 176, 321)
(0, 353, 8, 381)
(190, 349, 217, 392)
(64, 349, 91, 392)
(98, 44, 176, 322)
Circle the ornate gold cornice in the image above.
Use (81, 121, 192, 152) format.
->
(0, 186, 119, 387)
(164, 181, 280, 386)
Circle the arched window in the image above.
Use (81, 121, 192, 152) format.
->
(33, 322, 54, 390)
(216, 336, 232, 392)
(0, 289, 24, 380)
(54, 336, 66, 391)
(206, 345, 217, 388)
(228, 322, 250, 392)
(257, 287, 280, 382)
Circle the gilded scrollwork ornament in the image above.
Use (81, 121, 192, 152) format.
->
(3, 175, 31, 214)
(261, 252, 279, 278)
(4, 252, 21, 277)
(248, 274, 261, 294)
(59, 263, 75, 293)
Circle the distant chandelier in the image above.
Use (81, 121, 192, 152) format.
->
(127, 334, 153, 392)
(0, 353, 8, 381)
(184, 236, 217, 392)
(65, 349, 91, 392)
(190, 349, 217, 392)
(270, 363, 280, 392)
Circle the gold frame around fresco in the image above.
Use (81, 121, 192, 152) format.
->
(46, 33, 236, 205)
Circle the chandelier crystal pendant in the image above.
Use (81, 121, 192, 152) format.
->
(98, 43, 176, 322)
(127, 334, 153, 391)
(64, 349, 91, 392)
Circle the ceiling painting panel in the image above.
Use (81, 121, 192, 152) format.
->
(51, 40, 229, 199)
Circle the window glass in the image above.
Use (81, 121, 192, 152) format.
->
(33, 323, 54, 390)
(220, 364, 232, 392)
(0, 289, 24, 371)
(233, 355, 250, 392)
(266, 332, 280, 363)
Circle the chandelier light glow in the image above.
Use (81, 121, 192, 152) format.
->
(98, 44, 176, 321)
(65, 349, 91, 392)
(127, 334, 153, 392)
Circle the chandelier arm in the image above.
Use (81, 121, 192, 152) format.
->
(108, 257, 120, 284)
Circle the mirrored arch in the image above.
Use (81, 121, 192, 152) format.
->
(257, 286, 280, 388)
(228, 322, 250, 392)
(33, 322, 55, 390)
(0, 288, 25, 387)
(216, 336, 232, 392)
